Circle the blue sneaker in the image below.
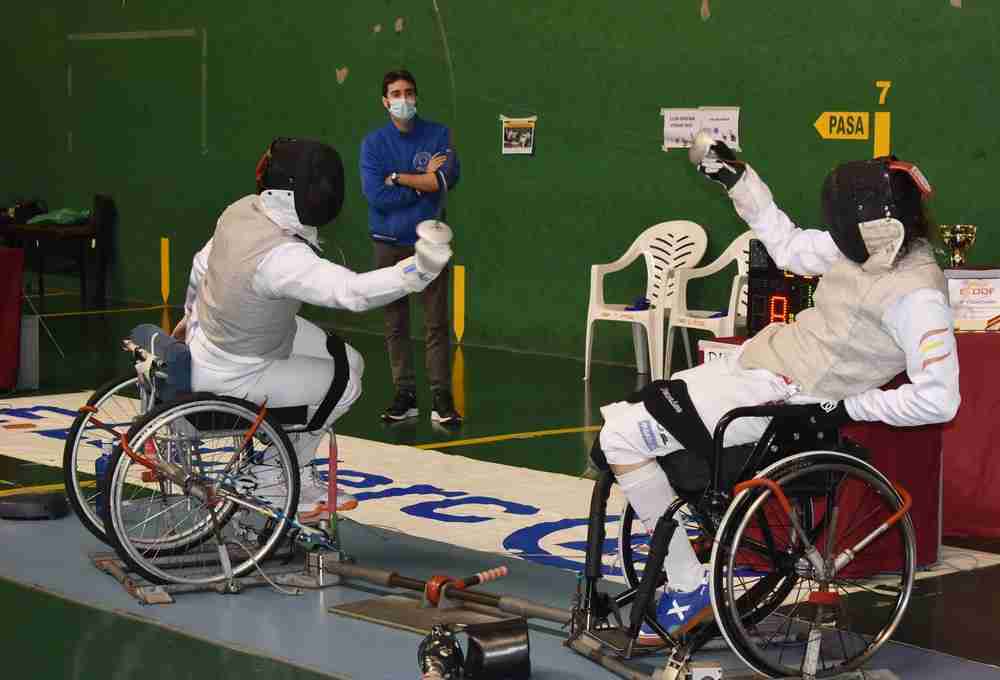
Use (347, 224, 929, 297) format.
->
(637, 578, 713, 645)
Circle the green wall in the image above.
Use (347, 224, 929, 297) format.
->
(3, 1, 997, 361)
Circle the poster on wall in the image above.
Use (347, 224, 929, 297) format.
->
(661, 108, 701, 149)
(500, 115, 537, 155)
(660, 106, 741, 151)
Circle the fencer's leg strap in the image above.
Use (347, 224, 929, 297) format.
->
(629, 510, 678, 641)
(589, 436, 610, 471)
(640, 380, 713, 460)
(306, 333, 350, 431)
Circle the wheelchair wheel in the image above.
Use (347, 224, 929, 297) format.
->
(711, 451, 915, 679)
(618, 499, 803, 627)
(63, 374, 149, 543)
(103, 396, 300, 585)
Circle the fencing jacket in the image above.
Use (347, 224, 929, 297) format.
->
(197, 196, 302, 359)
(727, 166, 960, 427)
(191, 193, 417, 361)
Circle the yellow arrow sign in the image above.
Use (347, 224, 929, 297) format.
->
(813, 112, 870, 140)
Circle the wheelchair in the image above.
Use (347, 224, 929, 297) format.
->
(63, 371, 149, 543)
(570, 397, 916, 679)
(64, 324, 348, 586)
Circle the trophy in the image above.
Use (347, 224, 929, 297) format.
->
(939, 224, 977, 268)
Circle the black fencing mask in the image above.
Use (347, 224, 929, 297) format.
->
(821, 157, 933, 264)
(256, 138, 345, 227)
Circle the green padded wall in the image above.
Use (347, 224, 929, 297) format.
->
(2, 1, 996, 362)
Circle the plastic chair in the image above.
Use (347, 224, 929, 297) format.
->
(583, 221, 708, 381)
(664, 230, 753, 376)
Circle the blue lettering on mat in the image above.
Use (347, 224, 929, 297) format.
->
(402, 496, 539, 523)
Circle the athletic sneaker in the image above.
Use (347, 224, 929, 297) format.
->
(297, 489, 359, 524)
(431, 389, 463, 425)
(637, 575, 713, 645)
(382, 388, 418, 421)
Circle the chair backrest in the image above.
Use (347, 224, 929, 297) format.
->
(700, 230, 753, 320)
(731, 231, 753, 319)
(629, 221, 707, 309)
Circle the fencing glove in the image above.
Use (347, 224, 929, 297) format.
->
(803, 400, 854, 430)
(399, 219, 453, 293)
(689, 130, 746, 190)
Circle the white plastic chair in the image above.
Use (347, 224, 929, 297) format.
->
(664, 230, 754, 376)
(583, 221, 708, 381)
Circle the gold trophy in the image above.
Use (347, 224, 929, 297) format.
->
(939, 224, 977, 268)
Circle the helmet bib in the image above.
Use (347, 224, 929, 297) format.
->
(821, 157, 933, 264)
(256, 138, 345, 227)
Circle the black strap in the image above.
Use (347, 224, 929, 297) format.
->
(640, 379, 714, 460)
(588, 436, 610, 471)
(306, 333, 350, 431)
(293, 234, 322, 256)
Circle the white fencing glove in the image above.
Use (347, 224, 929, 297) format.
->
(689, 129, 745, 190)
(399, 219, 453, 292)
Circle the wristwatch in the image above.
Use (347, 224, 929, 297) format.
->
(390, 172, 400, 186)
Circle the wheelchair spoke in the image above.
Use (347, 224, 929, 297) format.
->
(105, 398, 300, 585)
(712, 456, 914, 678)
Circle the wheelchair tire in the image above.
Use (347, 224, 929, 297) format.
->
(710, 451, 915, 678)
(618, 498, 802, 628)
(103, 395, 300, 585)
(63, 374, 147, 544)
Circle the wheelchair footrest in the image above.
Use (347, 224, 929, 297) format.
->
(579, 627, 668, 656)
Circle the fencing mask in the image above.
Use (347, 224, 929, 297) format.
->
(255, 138, 345, 227)
(821, 157, 933, 264)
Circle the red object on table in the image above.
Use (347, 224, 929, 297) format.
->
(0, 248, 25, 390)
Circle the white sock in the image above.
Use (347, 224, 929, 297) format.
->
(617, 463, 705, 593)
(289, 431, 329, 505)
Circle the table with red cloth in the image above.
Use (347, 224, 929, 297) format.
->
(0, 247, 25, 390)
(940, 333, 1000, 539)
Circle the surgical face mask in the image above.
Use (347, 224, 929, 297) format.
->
(387, 97, 417, 121)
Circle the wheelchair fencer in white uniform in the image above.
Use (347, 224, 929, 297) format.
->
(175, 137, 454, 520)
(588, 142, 960, 675)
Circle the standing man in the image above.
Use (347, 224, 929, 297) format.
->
(361, 69, 462, 424)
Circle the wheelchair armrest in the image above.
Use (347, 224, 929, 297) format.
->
(712, 404, 843, 491)
(715, 404, 820, 434)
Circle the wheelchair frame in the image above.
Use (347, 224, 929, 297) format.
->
(66, 335, 352, 594)
(568, 404, 916, 680)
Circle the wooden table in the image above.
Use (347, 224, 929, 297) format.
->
(0, 220, 109, 310)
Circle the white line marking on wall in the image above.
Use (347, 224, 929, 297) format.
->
(65, 28, 205, 154)
(201, 28, 208, 155)
(67, 29, 198, 41)
(431, 0, 458, 120)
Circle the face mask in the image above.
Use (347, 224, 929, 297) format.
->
(387, 97, 417, 121)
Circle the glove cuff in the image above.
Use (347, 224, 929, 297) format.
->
(813, 400, 853, 429)
(397, 256, 429, 293)
(830, 400, 852, 424)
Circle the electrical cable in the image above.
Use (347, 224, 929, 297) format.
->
(21, 286, 66, 359)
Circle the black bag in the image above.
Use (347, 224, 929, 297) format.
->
(1, 198, 48, 224)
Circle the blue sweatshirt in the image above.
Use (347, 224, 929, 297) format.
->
(360, 117, 460, 245)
